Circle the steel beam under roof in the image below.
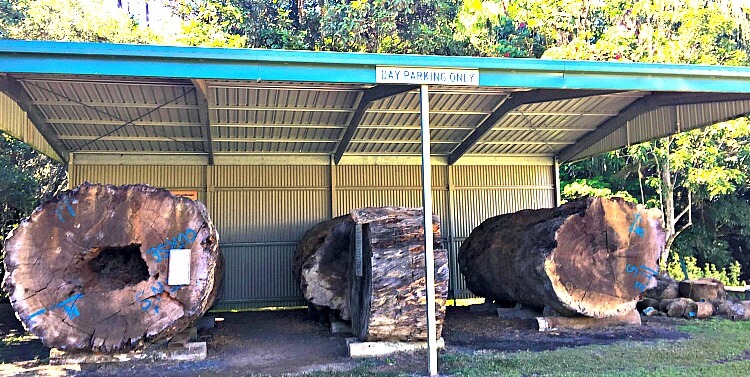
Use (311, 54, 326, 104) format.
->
(192, 79, 214, 165)
(447, 89, 618, 165)
(0, 76, 69, 163)
(557, 92, 750, 162)
(334, 84, 417, 164)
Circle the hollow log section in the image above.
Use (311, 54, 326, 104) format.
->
(459, 197, 665, 318)
(349, 207, 449, 342)
(3, 183, 222, 352)
(293, 214, 354, 320)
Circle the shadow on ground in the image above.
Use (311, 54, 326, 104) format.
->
(0, 303, 690, 376)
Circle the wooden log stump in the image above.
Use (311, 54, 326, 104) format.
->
(349, 207, 449, 341)
(459, 197, 665, 318)
(728, 301, 750, 321)
(293, 215, 354, 320)
(3, 183, 222, 352)
(692, 301, 714, 319)
(678, 278, 727, 301)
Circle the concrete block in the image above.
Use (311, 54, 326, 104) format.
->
(331, 320, 352, 334)
(49, 342, 207, 365)
(348, 338, 445, 358)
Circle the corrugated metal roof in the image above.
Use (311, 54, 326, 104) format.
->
(2, 55, 750, 164)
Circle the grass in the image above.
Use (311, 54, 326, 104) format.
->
(302, 319, 750, 377)
(440, 319, 750, 377)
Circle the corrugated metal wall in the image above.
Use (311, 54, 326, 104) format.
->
(449, 165, 556, 298)
(0, 92, 59, 160)
(70, 162, 555, 309)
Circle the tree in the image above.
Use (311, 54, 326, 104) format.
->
(0, 0, 163, 43)
(168, 0, 470, 54)
(641, 120, 750, 266)
(0, 0, 167, 298)
(0, 132, 67, 296)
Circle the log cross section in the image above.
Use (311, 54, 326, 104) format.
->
(459, 197, 665, 318)
(2, 183, 223, 352)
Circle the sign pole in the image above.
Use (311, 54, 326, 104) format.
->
(420, 84, 438, 376)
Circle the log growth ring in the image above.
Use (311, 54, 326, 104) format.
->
(545, 198, 664, 318)
(2, 183, 221, 352)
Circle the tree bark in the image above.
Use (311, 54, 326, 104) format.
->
(294, 214, 354, 319)
(3, 183, 223, 352)
(349, 207, 449, 341)
(459, 197, 665, 318)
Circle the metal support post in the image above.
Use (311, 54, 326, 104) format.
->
(420, 84, 438, 377)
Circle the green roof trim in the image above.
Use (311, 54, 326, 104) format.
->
(2, 40, 750, 92)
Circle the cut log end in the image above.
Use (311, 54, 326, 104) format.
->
(2, 183, 222, 352)
(544, 199, 664, 317)
(460, 197, 665, 319)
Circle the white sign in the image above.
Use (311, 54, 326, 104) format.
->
(376, 66, 479, 86)
(168, 249, 191, 285)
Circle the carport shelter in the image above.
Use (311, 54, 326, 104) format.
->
(2, 40, 750, 371)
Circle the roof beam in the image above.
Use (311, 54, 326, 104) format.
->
(32, 101, 202, 110)
(58, 135, 204, 142)
(46, 119, 204, 127)
(448, 89, 616, 165)
(0, 76, 68, 163)
(333, 84, 417, 164)
(557, 92, 750, 162)
(192, 79, 214, 165)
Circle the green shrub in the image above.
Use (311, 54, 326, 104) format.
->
(666, 252, 744, 286)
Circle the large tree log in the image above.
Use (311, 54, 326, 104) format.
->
(349, 207, 449, 341)
(459, 197, 665, 318)
(293, 214, 354, 320)
(3, 183, 222, 352)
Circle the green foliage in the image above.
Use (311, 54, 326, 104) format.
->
(170, 0, 469, 54)
(0, 132, 67, 297)
(538, 0, 750, 65)
(0, 0, 162, 43)
(674, 193, 750, 279)
(666, 252, 743, 286)
(561, 178, 636, 203)
(455, 0, 545, 57)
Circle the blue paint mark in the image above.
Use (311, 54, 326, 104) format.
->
(626, 263, 639, 277)
(634, 281, 647, 293)
(27, 293, 83, 322)
(628, 213, 645, 238)
(147, 228, 197, 262)
(640, 265, 658, 278)
(136, 282, 180, 314)
(28, 308, 47, 320)
(627, 264, 659, 293)
(54, 198, 76, 223)
(52, 293, 83, 319)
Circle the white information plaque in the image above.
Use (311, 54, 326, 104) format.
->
(168, 249, 191, 286)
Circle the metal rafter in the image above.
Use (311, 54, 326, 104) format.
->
(192, 79, 214, 165)
(557, 92, 750, 162)
(448, 89, 618, 165)
(21, 79, 202, 154)
(0, 76, 69, 163)
(333, 84, 418, 164)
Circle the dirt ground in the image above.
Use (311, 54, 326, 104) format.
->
(0, 303, 689, 377)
